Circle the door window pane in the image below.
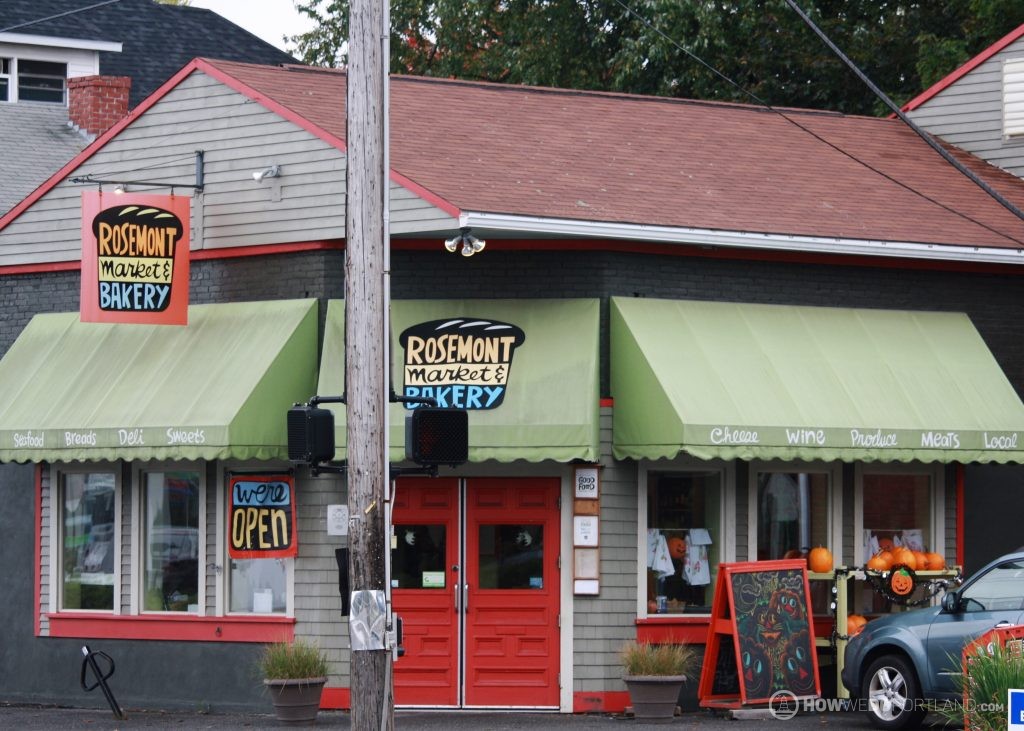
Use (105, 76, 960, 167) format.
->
(392, 524, 446, 589)
(478, 525, 543, 589)
(229, 558, 286, 613)
(646, 471, 721, 613)
(61, 472, 116, 610)
(143, 470, 200, 612)
(961, 560, 1024, 613)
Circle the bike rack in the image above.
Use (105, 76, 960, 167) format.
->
(80, 645, 126, 720)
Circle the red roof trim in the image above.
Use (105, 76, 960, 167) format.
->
(197, 60, 462, 218)
(902, 23, 1024, 112)
(0, 59, 207, 232)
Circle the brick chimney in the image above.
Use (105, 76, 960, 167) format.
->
(67, 75, 131, 138)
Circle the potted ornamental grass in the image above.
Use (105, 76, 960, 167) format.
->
(620, 639, 696, 720)
(258, 638, 329, 725)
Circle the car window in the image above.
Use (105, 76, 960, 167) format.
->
(961, 560, 1024, 612)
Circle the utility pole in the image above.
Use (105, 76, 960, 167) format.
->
(345, 0, 392, 724)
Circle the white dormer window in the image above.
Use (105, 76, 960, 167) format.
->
(18, 59, 66, 103)
(0, 56, 67, 104)
(1003, 57, 1024, 138)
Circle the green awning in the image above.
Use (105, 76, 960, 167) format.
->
(319, 299, 600, 463)
(611, 297, 1024, 463)
(0, 299, 319, 463)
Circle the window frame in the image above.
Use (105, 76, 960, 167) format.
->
(853, 462, 944, 567)
(50, 464, 123, 614)
(746, 461, 842, 564)
(0, 56, 68, 105)
(635, 458, 734, 619)
(44, 461, 295, 643)
(0, 57, 11, 102)
(215, 462, 295, 618)
(133, 461, 206, 615)
(1003, 57, 1024, 139)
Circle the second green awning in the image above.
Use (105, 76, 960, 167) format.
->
(611, 297, 1024, 463)
(0, 299, 319, 463)
(319, 299, 600, 463)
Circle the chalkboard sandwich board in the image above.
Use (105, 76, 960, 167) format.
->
(698, 560, 820, 709)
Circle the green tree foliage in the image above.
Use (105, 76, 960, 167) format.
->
(290, 0, 1024, 115)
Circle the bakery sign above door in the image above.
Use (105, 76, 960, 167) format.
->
(79, 191, 190, 325)
(398, 318, 526, 409)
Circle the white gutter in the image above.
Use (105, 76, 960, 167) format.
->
(457, 212, 1024, 265)
(0, 33, 122, 53)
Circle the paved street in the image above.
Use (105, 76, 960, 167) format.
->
(0, 703, 961, 730)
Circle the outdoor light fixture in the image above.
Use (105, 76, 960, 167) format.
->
(443, 227, 486, 257)
(113, 183, 126, 195)
(252, 165, 280, 183)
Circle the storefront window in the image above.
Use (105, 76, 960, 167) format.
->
(756, 472, 829, 561)
(229, 558, 286, 613)
(143, 470, 200, 612)
(60, 471, 116, 610)
(862, 473, 932, 557)
(858, 471, 934, 614)
(646, 471, 721, 614)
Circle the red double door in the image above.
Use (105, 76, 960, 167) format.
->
(391, 477, 561, 708)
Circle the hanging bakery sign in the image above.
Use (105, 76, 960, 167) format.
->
(398, 317, 526, 409)
(79, 191, 190, 325)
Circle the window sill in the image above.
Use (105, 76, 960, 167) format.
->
(47, 612, 295, 643)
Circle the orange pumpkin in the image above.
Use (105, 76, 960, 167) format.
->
(866, 554, 888, 572)
(847, 614, 868, 636)
(913, 551, 929, 570)
(893, 547, 917, 570)
(667, 536, 687, 560)
(926, 552, 945, 570)
(890, 568, 915, 596)
(875, 550, 894, 570)
(808, 546, 833, 573)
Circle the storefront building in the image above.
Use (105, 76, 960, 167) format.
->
(1, 58, 1023, 713)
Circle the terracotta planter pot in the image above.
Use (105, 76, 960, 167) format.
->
(264, 677, 326, 725)
(623, 674, 686, 721)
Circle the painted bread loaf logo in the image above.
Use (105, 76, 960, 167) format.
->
(91, 204, 183, 312)
(399, 318, 526, 409)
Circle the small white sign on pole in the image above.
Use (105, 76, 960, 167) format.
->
(327, 504, 349, 536)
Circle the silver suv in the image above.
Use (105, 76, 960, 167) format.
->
(841, 551, 1024, 729)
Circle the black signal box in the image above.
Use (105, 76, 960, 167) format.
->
(287, 405, 336, 464)
(405, 408, 468, 466)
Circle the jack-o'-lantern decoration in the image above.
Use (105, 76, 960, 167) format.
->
(808, 546, 833, 573)
(889, 567, 915, 597)
(667, 536, 687, 560)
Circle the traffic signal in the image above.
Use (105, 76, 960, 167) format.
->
(287, 404, 336, 464)
(405, 407, 468, 466)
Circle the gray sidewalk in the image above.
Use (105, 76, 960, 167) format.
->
(0, 703, 953, 730)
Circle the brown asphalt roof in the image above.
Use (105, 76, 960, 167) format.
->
(138, 59, 1024, 250)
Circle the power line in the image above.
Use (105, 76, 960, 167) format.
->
(784, 0, 1024, 226)
(611, 0, 1024, 247)
(0, 0, 121, 34)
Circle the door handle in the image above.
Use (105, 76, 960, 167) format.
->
(463, 583, 469, 612)
(995, 620, 1013, 628)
